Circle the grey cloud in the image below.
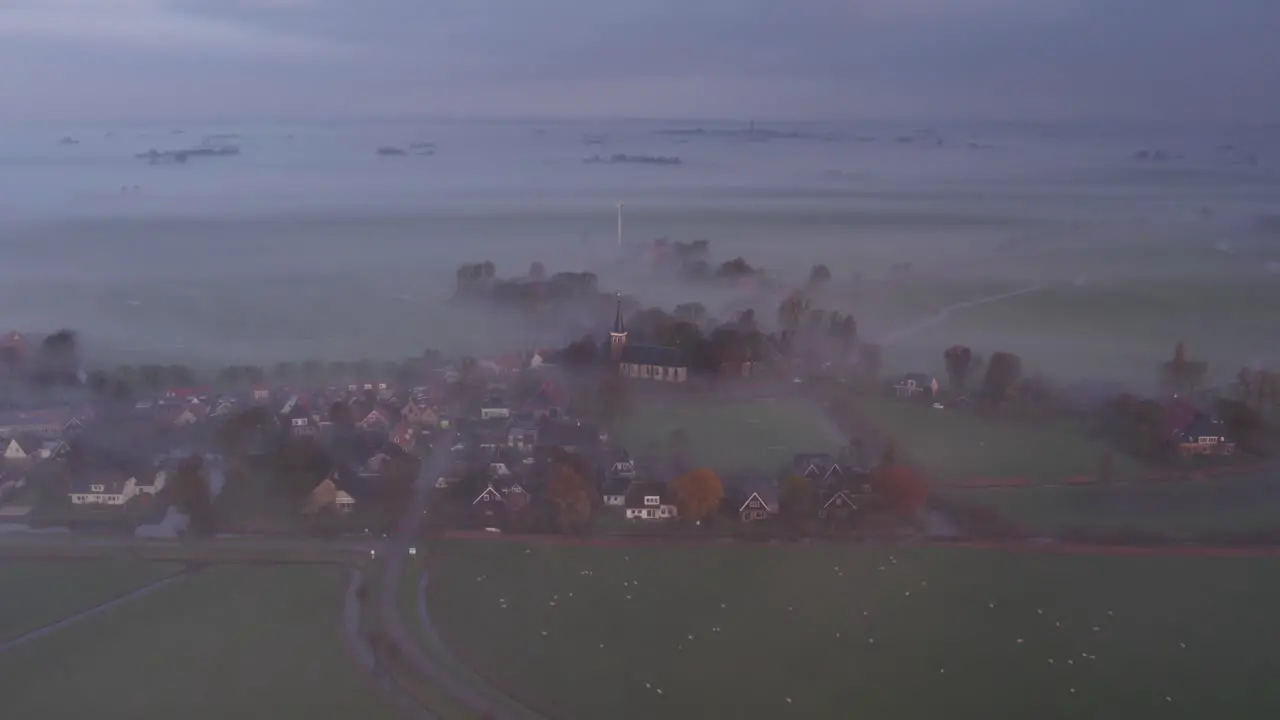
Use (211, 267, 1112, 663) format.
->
(1, 0, 1277, 122)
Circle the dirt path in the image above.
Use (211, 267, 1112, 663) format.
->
(873, 283, 1046, 345)
(341, 568, 435, 720)
(380, 431, 546, 720)
(0, 573, 183, 655)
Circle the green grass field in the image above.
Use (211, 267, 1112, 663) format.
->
(0, 557, 182, 642)
(427, 540, 1280, 720)
(615, 396, 839, 473)
(946, 474, 1280, 536)
(853, 394, 1147, 484)
(0, 564, 398, 720)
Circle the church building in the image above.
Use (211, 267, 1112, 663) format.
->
(609, 298, 688, 383)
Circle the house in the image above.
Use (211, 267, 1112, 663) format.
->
(892, 372, 937, 399)
(736, 480, 779, 522)
(506, 419, 539, 450)
(624, 480, 678, 521)
(480, 399, 510, 420)
(602, 476, 632, 507)
(792, 453, 845, 482)
(1174, 413, 1236, 457)
(817, 470, 874, 524)
(472, 482, 507, 527)
(39, 439, 70, 461)
(67, 470, 163, 506)
(3, 437, 42, 463)
(390, 423, 416, 453)
(0, 409, 69, 439)
(281, 399, 317, 438)
(359, 408, 393, 433)
(606, 448, 636, 479)
(251, 386, 271, 402)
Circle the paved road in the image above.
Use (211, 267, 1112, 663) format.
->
(378, 431, 547, 720)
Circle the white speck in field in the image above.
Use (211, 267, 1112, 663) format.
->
(1166, 696, 1173, 703)
(688, 634, 694, 640)
(1037, 609, 1043, 615)
(656, 688, 663, 695)
(989, 602, 995, 608)
(549, 601, 556, 606)
(1048, 658, 1054, 664)
(1068, 660, 1074, 665)
(1092, 626, 1100, 632)
(1070, 688, 1076, 694)
(868, 638, 875, 644)
(921, 581, 927, 587)
(644, 682, 651, 689)
(541, 631, 548, 636)
(600, 644, 605, 648)
(836, 632, 840, 638)
(879, 566, 885, 571)
(1107, 610, 1113, 616)
(1016, 638, 1024, 644)
(1055, 622, 1062, 628)
(905, 591, 910, 597)
(625, 595, 632, 600)
(785, 697, 792, 704)
(863, 611, 869, 616)
(1180, 642, 1186, 649)
(788, 606, 793, 611)
(569, 592, 573, 597)
(721, 603, 727, 608)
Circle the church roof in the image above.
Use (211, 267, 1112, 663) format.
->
(621, 344, 683, 367)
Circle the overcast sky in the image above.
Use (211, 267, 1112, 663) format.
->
(2, 0, 1278, 123)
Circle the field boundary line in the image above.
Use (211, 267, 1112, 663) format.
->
(0, 572, 184, 655)
(440, 530, 1280, 557)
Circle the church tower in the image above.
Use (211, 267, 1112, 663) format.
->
(609, 295, 628, 361)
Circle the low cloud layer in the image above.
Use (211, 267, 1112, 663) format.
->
(2, 0, 1277, 122)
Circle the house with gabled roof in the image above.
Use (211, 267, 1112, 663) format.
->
(359, 408, 393, 433)
(3, 436, 41, 463)
(624, 479, 678, 521)
(817, 469, 874, 525)
(736, 481, 779, 523)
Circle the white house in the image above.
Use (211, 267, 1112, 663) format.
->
(3, 438, 39, 463)
(623, 481, 678, 521)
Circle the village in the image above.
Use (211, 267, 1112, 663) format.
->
(0, 296, 1263, 547)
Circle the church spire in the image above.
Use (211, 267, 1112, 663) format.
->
(609, 294, 628, 361)
(612, 295, 626, 335)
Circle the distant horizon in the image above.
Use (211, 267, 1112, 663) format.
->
(5, 113, 1279, 132)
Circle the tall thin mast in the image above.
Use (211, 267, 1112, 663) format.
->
(616, 202, 624, 249)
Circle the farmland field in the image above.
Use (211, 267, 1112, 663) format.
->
(947, 473, 1280, 536)
(0, 557, 182, 642)
(615, 395, 839, 473)
(850, 394, 1148, 484)
(0, 564, 398, 720)
(427, 539, 1280, 720)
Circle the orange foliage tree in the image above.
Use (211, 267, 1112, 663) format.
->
(546, 462, 592, 534)
(870, 463, 929, 516)
(668, 468, 725, 522)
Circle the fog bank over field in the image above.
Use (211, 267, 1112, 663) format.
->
(1, 119, 1278, 383)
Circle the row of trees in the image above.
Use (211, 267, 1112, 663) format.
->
(0, 329, 84, 388)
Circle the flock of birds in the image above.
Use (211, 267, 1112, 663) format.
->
(448, 548, 1205, 716)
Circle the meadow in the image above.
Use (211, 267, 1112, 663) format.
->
(0, 564, 398, 719)
(947, 473, 1280, 537)
(0, 557, 182, 642)
(427, 539, 1280, 720)
(849, 394, 1147, 484)
(614, 395, 839, 474)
